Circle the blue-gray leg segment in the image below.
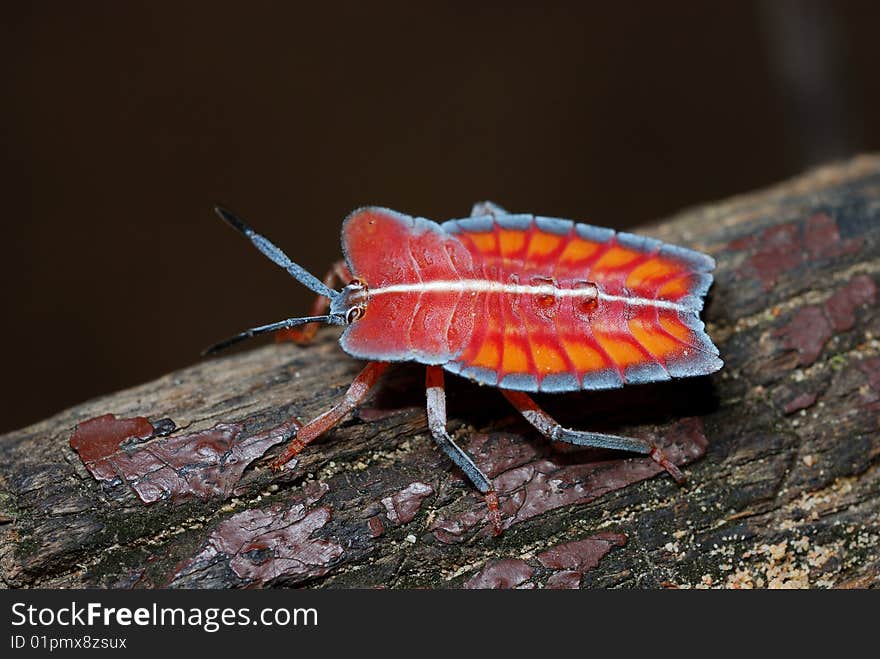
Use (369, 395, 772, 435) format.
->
(426, 367, 503, 534)
(425, 369, 492, 493)
(501, 390, 686, 483)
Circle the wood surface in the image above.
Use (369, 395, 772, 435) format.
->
(1, 155, 878, 589)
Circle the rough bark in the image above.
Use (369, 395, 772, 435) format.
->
(2, 155, 879, 589)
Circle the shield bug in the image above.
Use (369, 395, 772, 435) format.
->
(206, 202, 723, 534)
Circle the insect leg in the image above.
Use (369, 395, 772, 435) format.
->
(269, 361, 389, 470)
(501, 390, 686, 484)
(426, 366, 503, 536)
(277, 260, 353, 345)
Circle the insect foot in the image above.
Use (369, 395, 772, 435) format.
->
(269, 437, 307, 472)
(649, 445, 686, 484)
(484, 491, 504, 537)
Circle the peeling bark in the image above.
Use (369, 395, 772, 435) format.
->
(2, 155, 879, 589)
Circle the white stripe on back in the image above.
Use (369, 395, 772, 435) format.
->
(368, 280, 690, 312)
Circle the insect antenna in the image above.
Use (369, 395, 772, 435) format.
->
(203, 315, 342, 356)
(214, 206, 340, 300)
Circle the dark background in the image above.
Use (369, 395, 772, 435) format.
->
(3, 1, 879, 434)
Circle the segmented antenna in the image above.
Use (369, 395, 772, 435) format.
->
(214, 206, 339, 300)
(203, 315, 341, 356)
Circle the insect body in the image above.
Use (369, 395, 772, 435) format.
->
(208, 202, 723, 535)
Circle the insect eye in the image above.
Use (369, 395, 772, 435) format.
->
(346, 307, 364, 323)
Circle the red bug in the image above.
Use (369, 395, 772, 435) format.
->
(207, 202, 723, 535)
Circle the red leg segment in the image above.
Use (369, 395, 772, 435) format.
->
(269, 361, 389, 470)
(276, 260, 353, 345)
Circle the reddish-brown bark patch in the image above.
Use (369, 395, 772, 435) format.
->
(803, 212, 863, 260)
(462, 533, 626, 589)
(733, 223, 802, 291)
(824, 275, 877, 331)
(381, 481, 434, 525)
(783, 392, 818, 415)
(776, 306, 833, 368)
(858, 357, 880, 411)
(537, 532, 627, 571)
(175, 482, 341, 586)
(69, 414, 155, 463)
(544, 570, 582, 589)
(463, 559, 534, 589)
(367, 516, 385, 538)
(730, 213, 863, 291)
(774, 275, 876, 367)
(465, 432, 543, 478)
(431, 418, 707, 542)
(69, 414, 298, 504)
(859, 357, 880, 392)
